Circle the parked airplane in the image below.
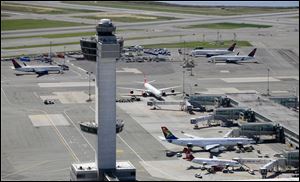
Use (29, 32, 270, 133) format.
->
(191, 43, 236, 57)
(11, 59, 63, 77)
(159, 126, 255, 153)
(209, 48, 257, 64)
(119, 75, 181, 101)
(184, 148, 242, 170)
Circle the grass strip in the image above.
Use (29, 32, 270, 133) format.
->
(141, 40, 252, 49)
(1, 19, 88, 31)
(1, 3, 100, 14)
(4, 41, 80, 50)
(183, 22, 272, 29)
(74, 15, 177, 22)
(63, 1, 298, 16)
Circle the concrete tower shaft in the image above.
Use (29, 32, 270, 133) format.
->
(95, 19, 120, 177)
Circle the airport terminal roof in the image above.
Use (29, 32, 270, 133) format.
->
(228, 93, 299, 136)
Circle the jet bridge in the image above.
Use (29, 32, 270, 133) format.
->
(227, 93, 299, 148)
(147, 99, 193, 112)
(189, 107, 255, 128)
(222, 123, 285, 143)
(234, 150, 299, 179)
(188, 94, 231, 109)
(259, 158, 287, 179)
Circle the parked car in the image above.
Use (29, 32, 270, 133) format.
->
(58, 64, 69, 70)
(20, 56, 30, 62)
(166, 151, 175, 157)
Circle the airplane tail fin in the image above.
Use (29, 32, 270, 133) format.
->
(161, 126, 178, 140)
(12, 59, 22, 69)
(183, 147, 194, 161)
(142, 72, 156, 84)
(248, 48, 257, 57)
(227, 43, 236, 51)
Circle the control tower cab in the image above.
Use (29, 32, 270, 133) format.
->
(80, 19, 123, 61)
(96, 19, 117, 44)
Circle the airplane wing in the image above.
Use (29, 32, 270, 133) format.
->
(164, 91, 182, 96)
(206, 54, 217, 57)
(34, 69, 48, 77)
(226, 58, 239, 63)
(182, 133, 202, 139)
(118, 87, 145, 92)
(159, 86, 181, 91)
(204, 144, 221, 151)
(121, 94, 144, 97)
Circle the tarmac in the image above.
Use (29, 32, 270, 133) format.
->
(1, 47, 298, 180)
(1, 1, 299, 181)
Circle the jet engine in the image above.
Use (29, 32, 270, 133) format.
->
(210, 148, 220, 153)
(237, 143, 244, 149)
(130, 90, 134, 94)
(162, 92, 167, 96)
(142, 92, 148, 97)
(171, 89, 175, 93)
(187, 143, 193, 148)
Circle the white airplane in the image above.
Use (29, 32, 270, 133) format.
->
(191, 43, 236, 57)
(159, 126, 255, 153)
(209, 48, 257, 64)
(119, 75, 181, 101)
(183, 148, 242, 169)
(11, 59, 63, 77)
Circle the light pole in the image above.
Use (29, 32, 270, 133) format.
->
(267, 68, 270, 96)
(183, 40, 186, 61)
(182, 70, 185, 97)
(64, 46, 66, 65)
(49, 41, 52, 60)
(86, 71, 93, 102)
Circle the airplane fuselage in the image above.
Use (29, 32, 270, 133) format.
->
(210, 55, 254, 62)
(167, 137, 254, 148)
(192, 49, 232, 57)
(15, 65, 62, 73)
(144, 82, 163, 99)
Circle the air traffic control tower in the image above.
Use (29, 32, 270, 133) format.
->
(70, 19, 136, 181)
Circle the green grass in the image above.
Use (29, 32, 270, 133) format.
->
(1, 19, 88, 31)
(74, 14, 177, 23)
(1, 3, 100, 14)
(3, 35, 177, 49)
(126, 35, 182, 41)
(183, 22, 272, 29)
(63, 1, 298, 16)
(2, 29, 143, 39)
(3, 39, 252, 50)
(142, 40, 252, 49)
(4, 41, 80, 50)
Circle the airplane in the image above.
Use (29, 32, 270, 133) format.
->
(159, 126, 255, 153)
(11, 59, 63, 77)
(191, 43, 236, 57)
(119, 75, 181, 101)
(209, 48, 257, 64)
(183, 147, 242, 171)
